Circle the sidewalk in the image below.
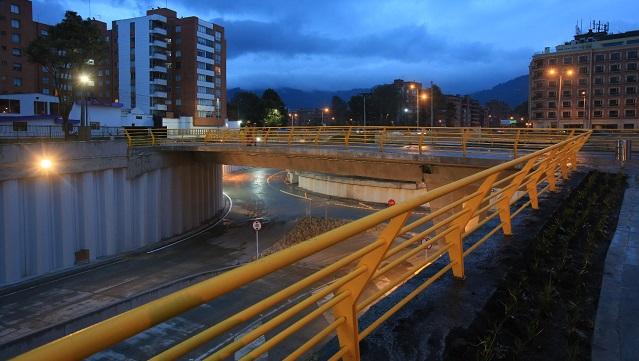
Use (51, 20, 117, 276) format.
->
(586, 156, 639, 361)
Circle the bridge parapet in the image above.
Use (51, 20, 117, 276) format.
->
(13, 131, 591, 360)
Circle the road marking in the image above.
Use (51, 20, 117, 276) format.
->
(92, 276, 139, 294)
(279, 189, 311, 200)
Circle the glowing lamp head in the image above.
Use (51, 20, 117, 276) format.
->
(566, 69, 574, 76)
(409, 84, 416, 89)
(79, 74, 90, 84)
(40, 159, 53, 170)
(548, 68, 557, 76)
(323, 107, 329, 113)
(420, 94, 428, 100)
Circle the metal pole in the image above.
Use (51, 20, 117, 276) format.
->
(557, 75, 562, 126)
(255, 230, 259, 259)
(363, 95, 366, 127)
(430, 81, 434, 128)
(416, 90, 420, 128)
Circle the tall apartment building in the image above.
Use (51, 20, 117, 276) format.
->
(392, 79, 423, 125)
(1, 0, 113, 104)
(529, 25, 639, 129)
(112, 8, 227, 126)
(445, 95, 485, 127)
(0, 0, 51, 96)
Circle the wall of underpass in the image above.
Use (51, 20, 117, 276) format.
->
(0, 141, 224, 286)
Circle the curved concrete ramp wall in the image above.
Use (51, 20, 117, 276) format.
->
(297, 172, 429, 204)
(0, 141, 223, 286)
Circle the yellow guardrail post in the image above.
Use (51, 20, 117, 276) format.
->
(497, 156, 537, 235)
(513, 129, 521, 158)
(444, 173, 498, 279)
(148, 128, 156, 145)
(264, 128, 271, 144)
(313, 127, 322, 145)
(461, 128, 470, 156)
(288, 127, 294, 145)
(345, 126, 352, 148)
(378, 127, 386, 152)
(124, 129, 132, 147)
(332, 211, 412, 361)
(545, 148, 559, 192)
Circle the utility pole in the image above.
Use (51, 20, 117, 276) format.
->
(363, 95, 366, 127)
(430, 81, 434, 128)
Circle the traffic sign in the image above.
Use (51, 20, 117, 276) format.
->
(252, 220, 262, 231)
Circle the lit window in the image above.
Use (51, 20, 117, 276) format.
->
(10, 4, 20, 14)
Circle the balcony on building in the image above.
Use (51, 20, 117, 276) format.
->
(149, 20, 167, 36)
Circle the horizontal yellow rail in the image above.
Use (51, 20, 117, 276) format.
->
(123, 126, 595, 160)
(14, 130, 592, 361)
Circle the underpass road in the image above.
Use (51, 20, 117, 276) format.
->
(0, 167, 380, 356)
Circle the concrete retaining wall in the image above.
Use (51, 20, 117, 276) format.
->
(297, 172, 429, 204)
(0, 141, 223, 286)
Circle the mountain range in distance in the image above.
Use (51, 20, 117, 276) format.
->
(228, 74, 529, 110)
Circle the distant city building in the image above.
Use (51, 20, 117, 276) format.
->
(392, 79, 423, 125)
(529, 23, 639, 129)
(0, 0, 51, 95)
(113, 8, 227, 126)
(444, 95, 486, 127)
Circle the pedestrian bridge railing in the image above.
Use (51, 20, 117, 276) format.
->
(125, 126, 587, 158)
(14, 131, 591, 361)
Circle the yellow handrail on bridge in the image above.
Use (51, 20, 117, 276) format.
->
(13, 130, 591, 361)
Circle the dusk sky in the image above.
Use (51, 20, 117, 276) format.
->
(32, 0, 639, 94)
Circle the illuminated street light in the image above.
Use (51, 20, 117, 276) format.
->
(321, 107, 329, 125)
(547, 67, 574, 123)
(39, 158, 53, 171)
(78, 73, 92, 128)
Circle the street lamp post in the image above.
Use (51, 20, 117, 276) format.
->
(548, 68, 573, 126)
(581, 90, 588, 128)
(430, 80, 434, 128)
(321, 107, 329, 126)
(78, 74, 91, 128)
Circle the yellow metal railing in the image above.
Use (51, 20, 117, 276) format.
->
(124, 126, 587, 157)
(14, 131, 591, 361)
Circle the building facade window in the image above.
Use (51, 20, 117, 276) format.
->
(12, 63, 21, 71)
(548, 111, 556, 119)
(175, 25, 181, 32)
(593, 110, 603, 118)
(10, 33, 21, 44)
(10, 4, 20, 14)
(595, 54, 605, 62)
(594, 88, 603, 96)
(611, 52, 621, 61)
(627, 75, 637, 83)
(578, 55, 589, 63)
(628, 50, 638, 59)
(13, 77, 22, 86)
(628, 63, 637, 71)
(609, 110, 619, 118)
(562, 101, 571, 108)
(627, 87, 637, 95)
(610, 76, 620, 84)
(562, 111, 571, 118)
(626, 109, 636, 117)
(609, 99, 619, 106)
(610, 88, 620, 95)
(579, 78, 588, 86)
(594, 99, 603, 107)
(595, 65, 604, 73)
(610, 64, 620, 72)
(534, 112, 544, 119)
(577, 111, 585, 118)
(11, 19, 20, 28)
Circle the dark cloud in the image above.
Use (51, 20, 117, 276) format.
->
(28, 0, 639, 92)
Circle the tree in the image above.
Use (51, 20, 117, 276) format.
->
(513, 101, 529, 119)
(26, 11, 108, 138)
(264, 108, 284, 127)
(348, 95, 365, 125)
(230, 91, 264, 126)
(262, 88, 288, 126)
(330, 96, 348, 125)
(369, 84, 400, 125)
